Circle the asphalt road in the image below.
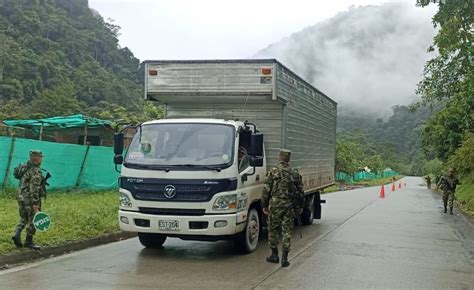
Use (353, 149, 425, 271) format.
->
(1, 177, 473, 289)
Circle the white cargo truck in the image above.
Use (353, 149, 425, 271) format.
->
(113, 59, 337, 253)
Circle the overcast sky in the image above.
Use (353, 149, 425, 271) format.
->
(89, 0, 421, 61)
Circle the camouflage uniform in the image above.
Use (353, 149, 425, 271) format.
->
(425, 176, 432, 189)
(437, 173, 460, 214)
(262, 150, 304, 267)
(12, 151, 44, 249)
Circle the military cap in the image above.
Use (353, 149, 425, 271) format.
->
(279, 149, 291, 157)
(29, 150, 44, 157)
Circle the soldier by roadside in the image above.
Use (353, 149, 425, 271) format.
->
(262, 149, 304, 267)
(11, 150, 46, 250)
(437, 168, 460, 215)
(425, 175, 432, 189)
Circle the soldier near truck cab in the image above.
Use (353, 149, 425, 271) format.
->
(262, 149, 304, 267)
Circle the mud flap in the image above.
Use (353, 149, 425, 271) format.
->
(313, 191, 325, 219)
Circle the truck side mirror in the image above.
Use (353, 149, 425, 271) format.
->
(249, 156, 263, 167)
(249, 133, 264, 156)
(114, 155, 124, 165)
(114, 133, 124, 155)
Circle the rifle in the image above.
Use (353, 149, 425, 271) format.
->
(294, 206, 303, 239)
(40, 170, 52, 201)
(287, 192, 303, 239)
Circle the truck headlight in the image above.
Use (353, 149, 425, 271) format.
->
(213, 194, 237, 211)
(120, 192, 132, 208)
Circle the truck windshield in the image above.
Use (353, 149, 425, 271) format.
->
(124, 123, 235, 169)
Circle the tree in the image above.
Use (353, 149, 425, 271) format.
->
(422, 158, 444, 177)
(336, 137, 362, 174)
(28, 83, 82, 117)
(449, 133, 474, 178)
(0, 100, 27, 120)
(415, 0, 473, 161)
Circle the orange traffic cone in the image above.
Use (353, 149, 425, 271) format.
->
(379, 185, 385, 198)
(391, 182, 396, 192)
(399, 181, 402, 189)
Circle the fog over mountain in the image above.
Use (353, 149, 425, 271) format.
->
(255, 2, 437, 116)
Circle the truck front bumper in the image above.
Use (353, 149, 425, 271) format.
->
(118, 210, 246, 237)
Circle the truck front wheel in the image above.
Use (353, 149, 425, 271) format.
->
(138, 233, 167, 248)
(235, 207, 260, 254)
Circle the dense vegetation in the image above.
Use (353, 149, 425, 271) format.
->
(413, 0, 473, 213)
(0, 0, 471, 198)
(337, 105, 433, 175)
(0, 0, 162, 123)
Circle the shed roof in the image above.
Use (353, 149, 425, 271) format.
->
(3, 114, 112, 129)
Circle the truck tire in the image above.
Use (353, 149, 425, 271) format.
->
(138, 233, 167, 248)
(235, 207, 260, 254)
(301, 194, 315, 225)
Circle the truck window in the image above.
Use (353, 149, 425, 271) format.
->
(124, 123, 235, 169)
(238, 131, 251, 172)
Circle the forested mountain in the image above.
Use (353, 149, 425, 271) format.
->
(0, 0, 160, 122)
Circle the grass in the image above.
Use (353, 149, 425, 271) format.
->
(352, 175, 403, 187)
(324, 176, 403, 193)
(0, 190, 119, 255)
(455, 172, 474, 216)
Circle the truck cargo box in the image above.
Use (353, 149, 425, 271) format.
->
(144, 59, 337, 193)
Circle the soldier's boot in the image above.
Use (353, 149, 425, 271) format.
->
(11, 226, 23, 248)
(443, 202, 447, 213)
(281, 248, 290, 267)
(266, 247, 279, 263)
(449, 207, 453, 215)
(24, 235, 41, 250)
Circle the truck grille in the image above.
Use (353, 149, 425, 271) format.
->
(139, 207, 205, 216)
(134, 191, 208, 201)
(120, 177, 237, 202)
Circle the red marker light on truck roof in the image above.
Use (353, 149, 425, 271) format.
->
(262, 68, 272, 75)
(148, 70, 158, 76)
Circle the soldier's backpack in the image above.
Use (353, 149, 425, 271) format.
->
(280, 167, 304, 209)
(13, 163, 29, 180)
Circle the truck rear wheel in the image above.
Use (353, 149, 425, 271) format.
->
(301, 194, 315, 225)
(235, 207, 260, 254)
(138, 233, 167, 248)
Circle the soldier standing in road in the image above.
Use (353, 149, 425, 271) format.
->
(262, 149, 304, 267)
(437, 168, 460, 215)
(11, 150, 45, 250)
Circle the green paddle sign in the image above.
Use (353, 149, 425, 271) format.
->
(33, 212, 52, 232)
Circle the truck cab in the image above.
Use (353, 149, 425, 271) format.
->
(117, 119, 266, 252)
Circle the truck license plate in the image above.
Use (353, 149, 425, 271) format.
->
(158, 220, 179, 231)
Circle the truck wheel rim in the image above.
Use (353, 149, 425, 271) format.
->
(248, 215, 259, 245)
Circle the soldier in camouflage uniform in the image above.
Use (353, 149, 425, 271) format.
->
(11, 150, 45, 250)
(262, 149, 304, 267)
(437, 168, 460, 215)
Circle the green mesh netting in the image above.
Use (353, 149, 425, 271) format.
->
(0, 136, 120, 190)
(336, 169, 398, 183)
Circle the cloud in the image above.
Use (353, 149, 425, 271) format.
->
(254, 2, 437, 116)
